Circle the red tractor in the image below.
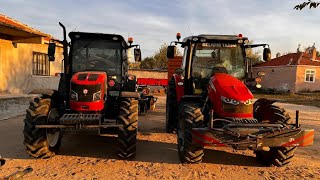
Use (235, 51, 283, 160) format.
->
(23, 23, 142, 159)
(166, 33, 314, 166)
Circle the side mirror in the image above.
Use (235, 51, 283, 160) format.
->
(167, 45, 176, 59)
(48, 42, 56, 61)
(134, 48, 142, 62)
(263, 48, 271, 61)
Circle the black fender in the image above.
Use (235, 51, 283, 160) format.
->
(120, 91, 140, 99)
(124, 74, 137, 92)
(28, 89, 64, 110)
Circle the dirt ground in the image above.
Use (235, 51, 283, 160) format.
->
(0, 96, 319, 180)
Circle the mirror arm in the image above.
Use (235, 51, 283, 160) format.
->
(128, 44, 140, 48)
(244, 44, 269, 49)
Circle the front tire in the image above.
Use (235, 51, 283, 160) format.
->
(23, 97, 61, 158)
(177, 104, 204, 163)
(253, 98, 296, 166)
(253, 98, 293, 124)
(117, 98, 138, 158)
(255, 147, 297, 167)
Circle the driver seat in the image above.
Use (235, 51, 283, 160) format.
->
(211, 67, 228, 76)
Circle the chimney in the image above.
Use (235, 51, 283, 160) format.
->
(312, 47, 317, 60)
(276, 52, 281, 58)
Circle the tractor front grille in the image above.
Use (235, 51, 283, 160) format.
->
(71, 83, 101, 102)
(222, 102, 253, 114)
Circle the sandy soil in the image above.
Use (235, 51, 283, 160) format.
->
(0, 96, 319, 179)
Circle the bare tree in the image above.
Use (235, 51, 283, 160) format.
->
(294, 0, 320, 10)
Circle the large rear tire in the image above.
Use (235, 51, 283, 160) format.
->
(23, 97, 61, 158)
(253, 98, 296, 166)
(117, 98, 138, 158)
(166, 78, 177, 133)
(177, 104, 204, 163)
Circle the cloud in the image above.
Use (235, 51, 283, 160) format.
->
(2, 0, 320, 58)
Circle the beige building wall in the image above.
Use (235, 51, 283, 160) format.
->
(0, 39, 63, 94)
(128, 69, 168, 79)
(252, 66, 297, 92)
(295, 66, 320, 92)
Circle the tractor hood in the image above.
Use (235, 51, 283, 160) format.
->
(71, 72, 107, 85)
(210, 73, 253, 102)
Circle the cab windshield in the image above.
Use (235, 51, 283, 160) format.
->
(71, 39, 122, 75)
(192, 42, 246, 80)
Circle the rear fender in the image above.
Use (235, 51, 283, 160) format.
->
(120, 91, 140, 99)
(173, 73, 184, 103)
(124, 74, 137, 92)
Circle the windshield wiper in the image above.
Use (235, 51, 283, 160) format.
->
(72, 40, 94, 58)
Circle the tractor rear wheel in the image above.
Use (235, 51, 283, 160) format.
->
(117, 98, 138, 158)
(255, 147, 297, 167)
(23, 97, 61, 158)
(166, 78, 177, 133)
(177, 104, 204, 163)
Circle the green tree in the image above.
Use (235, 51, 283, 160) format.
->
(294, 1, 320, 10)
(245, 41, 262, 65)
(140, 56, 156, 69)
(140, 43, 181, 69)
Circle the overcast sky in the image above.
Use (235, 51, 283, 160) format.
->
(2, 0, 320, 58)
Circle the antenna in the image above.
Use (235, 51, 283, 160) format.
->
(187, 24, 193, 36)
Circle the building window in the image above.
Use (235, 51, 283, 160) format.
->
(32, 52, 50, 76)
(305, 69, 316, 83)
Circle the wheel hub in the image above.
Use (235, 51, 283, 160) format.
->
(46, 108, 60, 147)
(46, 129, 60, 147)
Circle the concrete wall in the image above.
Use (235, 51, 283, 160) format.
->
(0, 39, 63, 94)
(252, 66, 297, 92)
(295, 66, 320, 92)
(128, 69, 168, 79)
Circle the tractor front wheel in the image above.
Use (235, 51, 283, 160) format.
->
(253, 98, 293, 124)
(23, 97, 61, 158)
(117, 98, 138, 158)
(255, 147, 297, 167)
(177, 104, 204, 163)
(253, 98, 296, 166)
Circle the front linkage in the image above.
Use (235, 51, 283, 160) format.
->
(178, 104, 314, 166)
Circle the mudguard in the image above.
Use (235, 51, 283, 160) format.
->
(120, 91, 140, 99)
(173, 73, 184, 103)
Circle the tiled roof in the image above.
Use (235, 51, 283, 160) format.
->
(0, 14, 51, 37)
(254, 52, 320, 67)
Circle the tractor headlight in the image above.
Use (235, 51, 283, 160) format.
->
(244, 99, 253, 105)
(93, 91, 102, 101)
(70, 90, 78, 101)
(221, 96, 240, 105)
